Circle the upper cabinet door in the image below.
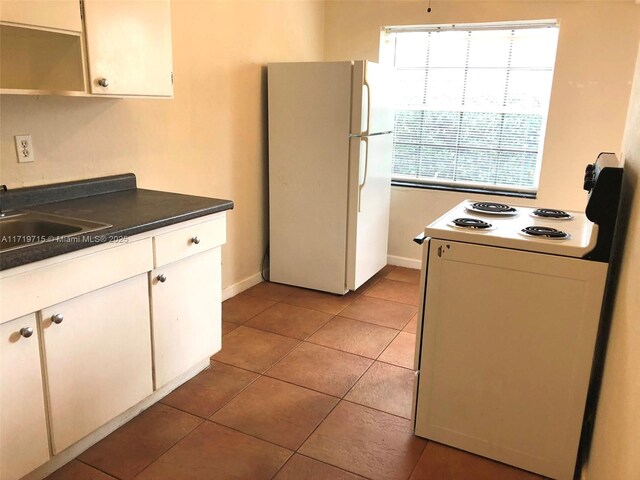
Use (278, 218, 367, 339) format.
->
(0, 0, 82, 33)
(83, 0, 173, 97)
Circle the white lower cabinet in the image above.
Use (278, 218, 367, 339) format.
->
(150, 247, 222, 389)
(0, 314, 50, 480)
(0, 212, 226, 478)
(41, 274, 153, 454)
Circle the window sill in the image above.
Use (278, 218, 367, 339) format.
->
(391, 180, 537, 200)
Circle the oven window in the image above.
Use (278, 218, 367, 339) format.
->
(380, 21, 559, 196)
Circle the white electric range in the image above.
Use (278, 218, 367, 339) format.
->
(412, 153, 623, 480)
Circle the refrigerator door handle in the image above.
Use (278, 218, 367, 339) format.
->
(362, 79, 371, 136)
(358, 137, 369, 213)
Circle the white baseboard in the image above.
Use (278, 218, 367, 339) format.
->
(387, 254, 422, 270)
(222, 272, 263, 301)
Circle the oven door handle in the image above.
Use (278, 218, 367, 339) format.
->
(413, 233, 427, 245)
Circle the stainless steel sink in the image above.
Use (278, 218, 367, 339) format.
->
(0, 211, 112, 252)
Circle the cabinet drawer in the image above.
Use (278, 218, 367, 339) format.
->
(153, 215, 226, 267)
(1, 238, 153, 324)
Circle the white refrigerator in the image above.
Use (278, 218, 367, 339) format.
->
(268, 61, 394, 294)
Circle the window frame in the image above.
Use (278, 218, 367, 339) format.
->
(380, 20, 559, 197)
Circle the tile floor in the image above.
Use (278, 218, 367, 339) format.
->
(46, 266, 544, 480)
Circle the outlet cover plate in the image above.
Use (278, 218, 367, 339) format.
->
(15, 134, 35, 163)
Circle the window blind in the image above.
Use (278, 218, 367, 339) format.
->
(384, 21, 559, 193)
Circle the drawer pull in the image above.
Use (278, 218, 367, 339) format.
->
(20, 327, 34, 338)
(52, 313, 64, 324)
(191, 236, 201, 245)
(157, 274, 167, 283)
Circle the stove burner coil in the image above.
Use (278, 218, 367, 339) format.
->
(521, 226, 569, 239)
(532, 208, 572, 219)
(469, 202, 517, 214)
(451, 218, 493, 229)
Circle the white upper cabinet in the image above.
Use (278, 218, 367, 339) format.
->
(83, 0, 174, 97)
(0, 0, 82, 32)
(0, 0, 85, 94)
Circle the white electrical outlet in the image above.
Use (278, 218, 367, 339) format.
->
(14, 134, 35, 163)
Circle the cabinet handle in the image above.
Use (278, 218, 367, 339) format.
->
(97, 78, 110, 87)
(20, 327, 34, 338)
(191, 236, 201, 245)
(157, 274, 167, 283)
(51, 313, 64, 324)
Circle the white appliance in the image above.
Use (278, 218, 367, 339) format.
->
(268, 61, 394, 294)
(412, 153, 623, 480)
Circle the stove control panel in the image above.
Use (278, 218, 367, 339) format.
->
(584, 152, 623, 262)
(583, 163, 596, 191)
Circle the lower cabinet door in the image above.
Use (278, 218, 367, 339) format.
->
(41, 275, 153, 454)
(150, 247, 222, 389)
(1, 314, 50, 480)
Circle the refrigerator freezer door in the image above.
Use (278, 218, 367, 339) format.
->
(346, 133, 393, 290)
(351, 61, 395, 136)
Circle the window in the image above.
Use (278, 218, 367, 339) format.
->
(380, 21, 559, 195)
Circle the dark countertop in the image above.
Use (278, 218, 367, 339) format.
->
(0, 174, 233, 271)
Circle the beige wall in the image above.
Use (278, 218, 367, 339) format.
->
(587, 41, 640, 480)
(0, 0, 325, 289)
(324, 0, 640, 262)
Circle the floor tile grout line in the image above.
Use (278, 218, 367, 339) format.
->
(356, 290, 421, 307)
(261, 369, 368, 400)
(243, 311, 338, 343)
(361, 291, 419, 307)
(161, 366, 263, 421)
(406, 440, 430, 480)
(280, 452, 377, 480)
(296, 452, 376, 480)
(376, 329, 403, 362)
(129, 422, 208, 480)
(340, 359, 378, 401)
(303, 336, 396, 362)
(76, 458, 120, 479)
(235, 301, 415, 344)
(241, 286, 297, 303)
(326, 311, 416, 332)
(79, 404, 205, 480)
(341, 398, 415, 423)
(225, 322, 400, 363)
(267, 451, 296, 480)
(206, 416, 298, 453)
(376, 356, 416, 372)
(290, 391, 343, 454)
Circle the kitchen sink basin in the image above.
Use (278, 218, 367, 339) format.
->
(0, 211, 112, 252)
